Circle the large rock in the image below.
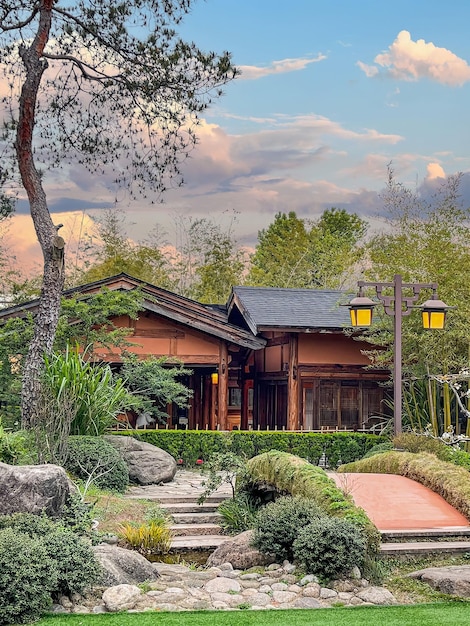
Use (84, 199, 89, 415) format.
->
(93, 543, 160, 587)
(408, 565, 470, 597)
(0, 462, 72, 517)
(206, 530, 274, 569)
(102, 584, 142, 612)
(104, 435, 176, 485)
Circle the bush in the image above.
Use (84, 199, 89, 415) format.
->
(0, 420, 30, 464)
(65, 436, 129, 492)
(0, 527, 55, 625)
(252, 496, 325, 562)
(362, 441, 394, 459)
(392, 432, 452, 461)
(217, 493, 259, 535)
(293, 517, 367, 580)
(119, 521, 172, 556)
(0, 513, 101, 599)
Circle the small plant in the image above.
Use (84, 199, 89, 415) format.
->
(237, 602, 252, 610)
(293, 517, 367, 580)
(64, 435, 129, 494)
(119, 521, 172, 556)
(198, 451, 247, 503)
(217, 493, 258, 534)
(252, 495, 325, 562)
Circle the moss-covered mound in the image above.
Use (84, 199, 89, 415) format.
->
(244, 450, 380, 556)
(339, 451, 470, 521)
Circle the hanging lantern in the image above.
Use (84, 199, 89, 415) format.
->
(211, 372, 219, 385)
(421, 298, 449, 330)
(347, 295, 376, 327)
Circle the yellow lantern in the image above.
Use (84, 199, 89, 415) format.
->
(421, 298, 449, 330)
(211, 372, 219, 385)
(348, 296, 376, 327)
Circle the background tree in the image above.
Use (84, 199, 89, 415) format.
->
(76, 210, 174, 290)
(0, 1, 237, 427)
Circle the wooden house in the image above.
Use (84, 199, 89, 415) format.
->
(0, 274, 390, 431)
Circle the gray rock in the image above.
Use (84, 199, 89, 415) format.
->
(102, 584, 142, 612)
(0, 462, 72, 517)
(104, 435, 177, 485)
(272, 590, 297, 603)
(93, 544, 160, 586)
(356, 586, 396, 605)
(204, 576, 241, 593)
(293, 596, 322, 608)
(206, 530, 274, 569)
(408, 565, 470, 597)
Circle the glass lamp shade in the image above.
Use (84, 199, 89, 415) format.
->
(211, 372, 219, 385)
(348, 296, 376, 327)
(421, 299, 449, 330)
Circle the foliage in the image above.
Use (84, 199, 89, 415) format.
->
(60, 492, 97, 538)
(65, 436, 129, 494)
(246, 209, 367, 290)
(392, 432, 453, 460)
(198, 452, 247, 503)
(0, 419, 30, 464)
(121, 355, 193, 424)
(217, 493, 259, 535)
(0, 527, 54, 625)
(119, 521, 172, 557)
(363, 169, 470, 378)
(252, 495, 325, 562)
(0, 513, 100, 598)
(245, 450, 380, 557)
(44, 346, 133, 437)
(292, 517, 367, 579)
(77, 210, 174, 290)
(362, 441, 394, 459)
(129, 429, 386, 466)
(339, 451, 470, 520)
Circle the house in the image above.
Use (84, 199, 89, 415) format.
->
(0, 274, 390, 431)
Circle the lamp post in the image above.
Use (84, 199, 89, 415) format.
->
(348, 274, 450, 435)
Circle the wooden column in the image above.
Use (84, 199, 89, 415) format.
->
(203, 375, 211, 428)
(190, 372, 201, 429)
(218, 342, 229, 430)
(287, 333, 299, 430)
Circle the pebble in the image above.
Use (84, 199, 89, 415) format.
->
(54, 561, 398, 614)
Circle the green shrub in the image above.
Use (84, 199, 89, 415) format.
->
(0, 513, 101, 598)
(0, 420, 30, 464)
(217, 493, 259, 535)
(293, 517, 367, 580)
(363, 441, 394, 459)
(65, 436, 129, 492)
(392, 432, 452, 460)
(449, 448, 470, 471)
(126, 429, 386, 467)
(119, 521, 172, 556)
(252, 495, 325, 562)
(0, 527, 55, 625)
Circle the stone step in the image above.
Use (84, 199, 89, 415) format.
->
(381, 527, 470, 542)
(171, 512, 221, 524)
(170, 534, 227, 550)
(380, 541, 470, 557)
(170, 523, 223, 537)
(162, 502, 221, 514)
(153, 495, 227, 505)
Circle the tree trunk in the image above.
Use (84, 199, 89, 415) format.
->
(16, 1, 65, 428)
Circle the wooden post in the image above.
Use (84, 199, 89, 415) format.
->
(203, 374, 211, 429)
(218, 342, 229, 430)
(287, 333, 299, 430)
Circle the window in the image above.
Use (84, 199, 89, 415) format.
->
(229, 387, 242, 407)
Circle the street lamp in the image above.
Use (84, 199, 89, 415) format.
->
(348, 274, 451, 435)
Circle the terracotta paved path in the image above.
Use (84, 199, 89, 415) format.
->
(331, 472, 470, 531)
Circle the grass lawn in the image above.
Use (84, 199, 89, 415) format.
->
(35, 603, 470, 626)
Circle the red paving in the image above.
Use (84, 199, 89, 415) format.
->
(331, 472, 470, 531)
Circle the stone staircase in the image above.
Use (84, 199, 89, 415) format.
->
(165, 495, 228, 550)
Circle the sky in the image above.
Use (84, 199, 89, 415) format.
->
(4, 0, 470, 272)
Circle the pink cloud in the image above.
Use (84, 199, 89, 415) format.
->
(239, 55, 326, 80)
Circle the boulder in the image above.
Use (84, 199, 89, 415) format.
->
(206, 530, 274, 569)
(104, 435, 176, 485)
(93, 543, 161, 587)
(408, 565, 470, 597)
(102, 584, 142, 612)
(0, 462, 72, 517)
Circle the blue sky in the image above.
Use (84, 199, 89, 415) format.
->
(7, 0, 470, 267)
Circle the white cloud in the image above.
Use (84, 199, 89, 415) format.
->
(239, 54, 326, 80)
(359, 30, 470, 86)
(426, 162, 446, 180)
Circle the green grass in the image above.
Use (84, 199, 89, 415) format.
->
(35, 603, 470, 626)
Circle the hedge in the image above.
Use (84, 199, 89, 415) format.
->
(112, 430, 386, 467)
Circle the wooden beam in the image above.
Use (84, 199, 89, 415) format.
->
(218, 342, 229, 430)
(287, 334, 299, 430)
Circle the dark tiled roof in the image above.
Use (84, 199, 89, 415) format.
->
(230, 286, 351, 333)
